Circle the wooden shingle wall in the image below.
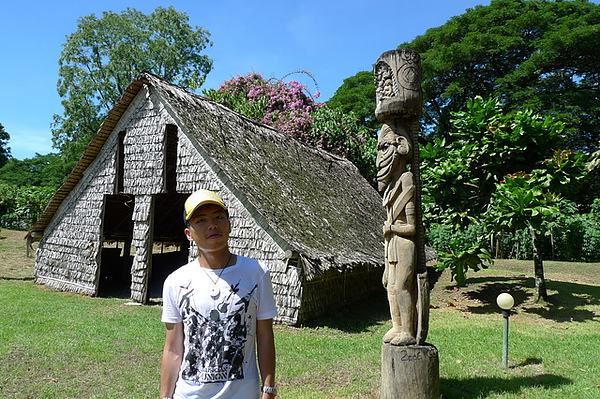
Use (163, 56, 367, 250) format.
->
(123, 88, 168, 195)
(34, 88, 172, 296)
(297, 261, 384, 322)
(130, 195, 155, 302)
(34, 133, 120, 294)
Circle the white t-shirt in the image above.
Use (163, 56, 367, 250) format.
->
(162, 255, 278, 399)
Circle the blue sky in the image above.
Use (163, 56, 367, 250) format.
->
(1, 0, 494, 160)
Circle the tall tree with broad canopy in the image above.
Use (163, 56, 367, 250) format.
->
(53, 6, 213, 164)
(0, 123, 11, 168)
(401, 0, 600, 152)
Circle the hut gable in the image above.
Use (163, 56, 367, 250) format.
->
(29, 73, 385, 324)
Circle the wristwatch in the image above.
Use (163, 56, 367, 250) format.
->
(261, 385, 278, 395)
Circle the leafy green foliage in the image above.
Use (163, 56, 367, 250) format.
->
(53, 6, 213, 163)
(545, 199, 600, 262)
(436, 240, 492, 286)
(0, 153, 70, 230)
(326, 71, 379, 136)
(429, 200, 600, 263)
(421, 96, 565, 227)
(0, 123, 11, 168)
(309, 106, 377, 185)
(0, 153, 70, 188)
(486, 148, 588, 240)
(0, 183, 54, 229)
(402, 0, 600, 151)
(427, 223, 492, 285)
(487, 172, 558, 233)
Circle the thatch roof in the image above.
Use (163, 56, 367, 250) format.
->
(29, 73, 385, 278)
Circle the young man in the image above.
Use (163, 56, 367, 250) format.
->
(160, 189, 278, 399)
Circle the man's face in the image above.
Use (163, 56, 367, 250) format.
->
(185, 204, 231, 253)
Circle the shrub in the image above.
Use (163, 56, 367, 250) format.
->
(0, 183, 54, 230)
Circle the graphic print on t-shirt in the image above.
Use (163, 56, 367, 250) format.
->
(178, 280, 257, 384)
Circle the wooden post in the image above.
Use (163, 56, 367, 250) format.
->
(381, 343, 440, 399)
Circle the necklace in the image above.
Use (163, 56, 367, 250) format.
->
(200, 253, 233, 299)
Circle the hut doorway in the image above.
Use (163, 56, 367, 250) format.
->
(147, 192, 189, 299)
(99, 194, 135, 297)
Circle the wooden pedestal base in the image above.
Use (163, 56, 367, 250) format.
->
(381, 343, 440, 399)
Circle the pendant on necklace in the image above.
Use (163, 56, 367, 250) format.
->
(210, 286, 220, 298)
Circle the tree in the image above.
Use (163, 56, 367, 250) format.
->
(401, 0, 600, 152)
(53, 6, 213, 162)
(0, 183, 55, 230)
(488, 174, 557, 301)
(0, 123, 11, 168)
(486, 148, 587, 302)
(422, 96, 587, 290)
(0, 153, 69, 189)
(421, 96, 564, 227)
(327, 71, 379, 136)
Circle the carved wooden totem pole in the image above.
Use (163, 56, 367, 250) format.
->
(375, 49, 440, 399)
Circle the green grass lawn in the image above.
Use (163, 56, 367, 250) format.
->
(1, 229, 599, 398)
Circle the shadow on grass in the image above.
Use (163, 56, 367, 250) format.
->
(441, 373, 572, 398)
(462, 276, 600, 323)
(514, 357, 542, 367)
(0, 276, 34, 281)
(302, 289, 391, 333)
(304, 266, 443, 333)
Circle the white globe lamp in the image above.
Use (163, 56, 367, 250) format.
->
(496, 293, 514, 310)
(496, 292, 515, 367)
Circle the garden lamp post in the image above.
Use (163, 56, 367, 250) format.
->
(496, 293, 514, 367)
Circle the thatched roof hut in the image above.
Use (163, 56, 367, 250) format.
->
(28, 73, 386, 324)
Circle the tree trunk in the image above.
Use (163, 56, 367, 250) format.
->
(530, 227, 548, 302)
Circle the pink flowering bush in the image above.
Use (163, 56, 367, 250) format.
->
(204, 72, 322, 144)
(204, 72, 377, 184)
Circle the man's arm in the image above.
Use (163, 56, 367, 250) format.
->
(160, 322, 184, 398)
(256, 318, 276, 398)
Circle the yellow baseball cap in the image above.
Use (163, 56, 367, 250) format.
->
(184, 189, 228, 221)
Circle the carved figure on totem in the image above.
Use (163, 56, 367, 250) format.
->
(377, 120, 417, 346)
(375, 49, 428, 346)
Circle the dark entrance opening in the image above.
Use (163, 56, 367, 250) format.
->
(148, 192, 190, 299)
(99, 194, 135, 297)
